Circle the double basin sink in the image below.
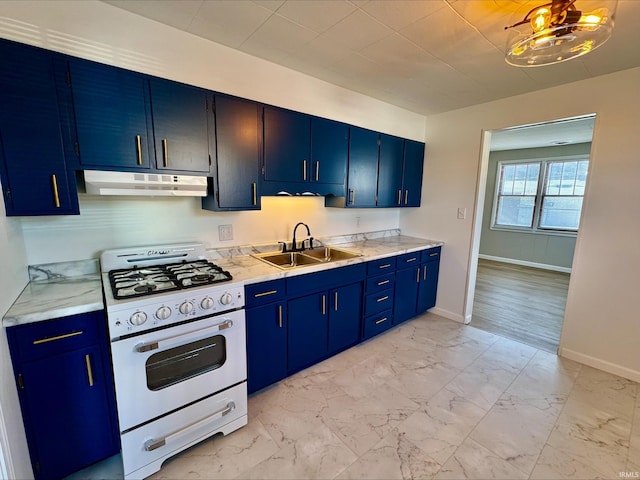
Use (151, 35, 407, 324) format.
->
(252, 246, 361, 270)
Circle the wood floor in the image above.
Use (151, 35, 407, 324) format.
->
(471, 259, 570, 353)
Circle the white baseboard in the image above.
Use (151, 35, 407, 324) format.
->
(559, 347, 640, 383)
(478, 254, 572, 274)
(429, 307, 465, 324)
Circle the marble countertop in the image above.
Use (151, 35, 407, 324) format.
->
(2, 232, 443, 328)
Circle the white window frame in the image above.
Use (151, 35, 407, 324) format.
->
(490, 155, 589, 236)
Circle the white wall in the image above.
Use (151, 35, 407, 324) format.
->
(401, 66, 640, 382)
(0, 194, 33, 479)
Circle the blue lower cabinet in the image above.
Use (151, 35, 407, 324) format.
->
(288, 292, 328, 372)
(246, 301, 287, 394)
(393, 265, 420, 324)
(417, 248, 441, 313)
(6, 311, 119, 480)
(328, 283, 362, 353)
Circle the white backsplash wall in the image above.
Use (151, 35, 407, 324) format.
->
(19, 195, 400, 265)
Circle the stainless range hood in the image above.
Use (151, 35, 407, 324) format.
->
(83, 170, 208, 197)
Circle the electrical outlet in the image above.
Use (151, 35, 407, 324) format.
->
(457, 208, 466, 220)
(218, 224, 233, 241)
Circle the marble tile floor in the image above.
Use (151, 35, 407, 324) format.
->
(82, 312, 640, 480)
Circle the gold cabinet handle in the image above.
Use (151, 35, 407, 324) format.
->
(423, 265, 428, 281)
(322, 294, 326, 315)
(254, 290, 278, 298)
(376, 295, 389, 303)
(430, 252, 439, 257)
(252, 183, 257, 206)
(406, 257, 417, 263)
(303, 160, 307, 181)
(397, 189, 402, 205)
(351, 189, 356, 205)
(315, 161, 319, 182)
(33, 330, 83, 345)
(278, 305, 283, 328)
(85, 354, 94, 387)
(334, 291, 338, 311)
(51, 174, 60, 208)
(162, 138, 169, 167)
(377, 279, 390, 286)
(404, 190, 409, 205)
(416, 267, 420, 283)
(379, 263, 392, 269)
(136, 135, 142, 165)
(375, 317, 388, 325)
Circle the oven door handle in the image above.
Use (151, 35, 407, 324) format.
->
(143, 401, 236, 452)
(135, 318, 234, 353)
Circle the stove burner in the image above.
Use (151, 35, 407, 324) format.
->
(109, 260, 233, 299)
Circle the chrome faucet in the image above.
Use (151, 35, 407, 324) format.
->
(281, 222, 314, 253)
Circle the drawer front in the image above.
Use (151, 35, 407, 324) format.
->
(364, 289, 394, 317)
(421, 246, 442, 263)
(286, 263, 365, 297)
(396, 252, 421, 270)
(363, 310, 393, 339)
(367, 257, 396, 276)
(9, 311, 102, 362)
(245, 279, 286, 308)
(365, 272, 395, 294)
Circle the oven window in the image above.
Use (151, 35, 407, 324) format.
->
(145, 335, 227, 390)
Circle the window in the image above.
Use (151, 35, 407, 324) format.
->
(493, 158, 588, 233)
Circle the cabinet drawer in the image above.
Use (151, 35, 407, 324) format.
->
(421, 246, 441, 263)
(8, 311, 103, 363)
(287, 263, 365, 297)
(363, 309, 393, 340)
(365, 272, 395, 294)
(366, 257, 396, 275)
(245, 279, 286, 308)
(364, 289, 394, 317)
(396, 252, 421, 270)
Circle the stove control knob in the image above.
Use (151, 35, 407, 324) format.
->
(156, 306, 172, 320)
(200, 296, 215, 310)
(129, 311, 147, 326)
(179, 301, 194, 315)
(219, 292, 233, 306)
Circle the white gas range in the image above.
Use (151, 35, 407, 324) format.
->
(100, 243, 247, 480)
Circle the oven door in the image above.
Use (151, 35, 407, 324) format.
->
(110, 309, 246, 432)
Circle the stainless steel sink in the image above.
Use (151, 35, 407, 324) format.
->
(301, 246, 362, 262)
(252, 247, 361, 269)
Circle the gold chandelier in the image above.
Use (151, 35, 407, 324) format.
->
(504, 0, 617, 67)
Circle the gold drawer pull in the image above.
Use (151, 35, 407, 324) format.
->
(406, 257, 417, 263)
(376, 295, 389, 303)
(377, 279, 390, 286)
(136, 135, 142, 165)
(303, 160, 307, 181)
(252, 183, 257, 206)
(278, 305, 283, 328)
(379, 263, 391, 269)
(429, 253, 439, 257)
(162, 138, 169, 167)
(51, 174, 60, 208)
(375, 317, 388, 325)
(255, 290, 278, 297)
(33, 330, 83, 345)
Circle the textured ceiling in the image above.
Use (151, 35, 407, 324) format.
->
(102, 0, 640, 116)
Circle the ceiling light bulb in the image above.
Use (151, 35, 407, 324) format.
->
(580, 8, 608, 28)
(531, 7, 552, 32)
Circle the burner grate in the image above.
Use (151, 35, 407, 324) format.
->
(109, 260, 233, 299)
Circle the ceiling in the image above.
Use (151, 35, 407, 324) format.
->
(102, 0, 640, 116)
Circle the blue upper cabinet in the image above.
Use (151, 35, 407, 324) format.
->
(343, 126, 379, 207)
(64, 57, 152, 170)
(401, 140, 425, 207)
(203, 94, 261, 211)
(376, 134, 405, 207)
(262, 106, 346, 195)
(0, 39, 79, 216)
(148, 78, 212, 173)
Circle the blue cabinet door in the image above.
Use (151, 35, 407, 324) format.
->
(376, 134, 405, 207)
(328, 282, 362, 353)
(21, 345, 118, 480)
(418, 259, 440, 313)
(347, 127, 379, 207)
(287, 292, 328, 372)
(263, 106, 310, 183)
(393, 266, 419, 324)
(311, 117, 348, 185)
(246, 301, 287, 393)
(0, 40, 78, 216)
(402, 140, 425, 207)
(149, 79, 211, 173)
(204, 95, 261, 210)
(65, 57, 152, 170)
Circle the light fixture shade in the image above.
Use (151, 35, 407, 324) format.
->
(505, 0, 618, 67)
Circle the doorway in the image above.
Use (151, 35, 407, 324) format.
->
(466, 115, 595, 353)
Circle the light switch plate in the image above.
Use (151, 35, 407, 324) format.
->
(219, 224, 233, 241)
(457, 208, 466, 220)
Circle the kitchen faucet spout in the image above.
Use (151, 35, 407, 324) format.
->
(291, 222, 312, 252)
